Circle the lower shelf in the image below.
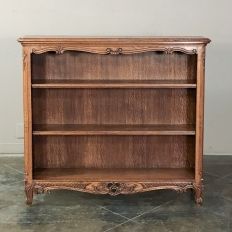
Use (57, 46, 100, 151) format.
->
(33, 168, 195, 182)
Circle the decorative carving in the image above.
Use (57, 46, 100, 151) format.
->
(25, 182, 34, 205)
(55, 46, 64, 54)
(106, 48, 123, 55)
(32, 46, 64, 55)
(193, 184, 203, 205)
(106, 182, 121, 195)
(30, 46, 197, 55)
(163, 47, 197, 55)
(32, 181, 194, 196)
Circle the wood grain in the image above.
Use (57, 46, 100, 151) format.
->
(32, 79, 196, 89)
(32, 89, 196, 125)
(18, 36, 211, 45)
(33, 168, 195, 182)
(18, 36, 210, 205)
(23, 47, 33, 183)
(194, 46, 206, 205)
(31, 52, 197, 81)
(33, 135, 195, 169)
(32, 124, 195, 135)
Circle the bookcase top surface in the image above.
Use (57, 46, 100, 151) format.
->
(18, 36, 211, 45)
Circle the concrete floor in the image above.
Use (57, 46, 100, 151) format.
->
(0, 156, 231, 232)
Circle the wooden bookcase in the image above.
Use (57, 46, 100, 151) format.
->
(18, 37, 210, 205)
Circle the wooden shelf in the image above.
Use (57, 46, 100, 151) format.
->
(33, 124, 196, 135)
(34, 168, 195, 182)
(32, 79, 196, 89)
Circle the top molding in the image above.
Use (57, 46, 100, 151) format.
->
(18, 36, 211, 45)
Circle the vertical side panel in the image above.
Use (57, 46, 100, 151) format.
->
(23, 47, 33, 183)
(195, 46, 206, 190)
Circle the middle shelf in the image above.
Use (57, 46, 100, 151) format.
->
(32, 79, 196, 89)
(32, 124, 195, 136)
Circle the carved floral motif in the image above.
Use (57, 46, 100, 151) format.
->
(30, 46, 198, 55)
(106, 48, 123, 55)
(163, 47, 197, 55)
(31, 181, 195, 196)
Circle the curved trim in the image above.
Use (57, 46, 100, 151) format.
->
(31, 46, 198, 55)
(32, 181, 194, 196)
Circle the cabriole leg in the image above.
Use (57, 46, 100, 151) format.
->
(194, 185, 203, 206)
(25, 183, 34, 205)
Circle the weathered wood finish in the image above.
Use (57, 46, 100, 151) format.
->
(23, 47, 33, 199)
(34, 168, 195, 181)
(32, 79, 197, 89)
(32, 136, 195, 169)
(31, 51, 197, 81)
(18, 36, 210, 205)
(32, 89, 196, 125)
(32, 124, 196, 135)
(195, 46, 206, 205)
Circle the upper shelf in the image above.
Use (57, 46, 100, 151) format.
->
(32, 79, 196, 89)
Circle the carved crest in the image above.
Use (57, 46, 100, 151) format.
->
(106, 48, 123, 55)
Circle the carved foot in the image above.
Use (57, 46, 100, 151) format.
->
(25, 183, 34, 205)
(194, 185, 203, 206)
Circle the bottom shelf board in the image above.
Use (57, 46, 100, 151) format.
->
(33, 168, 195, 182)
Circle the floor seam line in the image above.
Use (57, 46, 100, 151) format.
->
(127, 199, 175, 221)
(3, 164, 24, 175)
(102, 199, 174, 232)
(217, 173, 232, 180)
(0, 180, 24, 192)
(204, 171, 220, 178)
(102, 219, 133, 232)
(221, 196, 232, 203)
(100, 206, 135, 221)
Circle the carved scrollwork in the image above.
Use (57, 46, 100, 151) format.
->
(106, 48, 123, 55)
(30, 46, 197, 55)
(163, 47, 197, 55)
(32, 46, 64, 55)
(55, 46, 64, 54)
(32, 181, 194, 196)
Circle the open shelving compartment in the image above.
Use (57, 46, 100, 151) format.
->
(31, 50, 197, 183)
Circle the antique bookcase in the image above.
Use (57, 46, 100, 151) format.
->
(18, 36, 210, 205)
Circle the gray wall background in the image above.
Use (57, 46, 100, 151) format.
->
(0, 0, 231, 155)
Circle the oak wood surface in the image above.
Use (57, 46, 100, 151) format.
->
(18, 36, 211, 45)
(33, 135, 195, 169)
(32, 52, 197, 81)
(18, 36, 210, 205)
(34, 168, 195, 182)
(32, 124, 195, 135)
(32, 89, 196, 125)
(194, 47, 206, 204)
(32, 79, 196, 89)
